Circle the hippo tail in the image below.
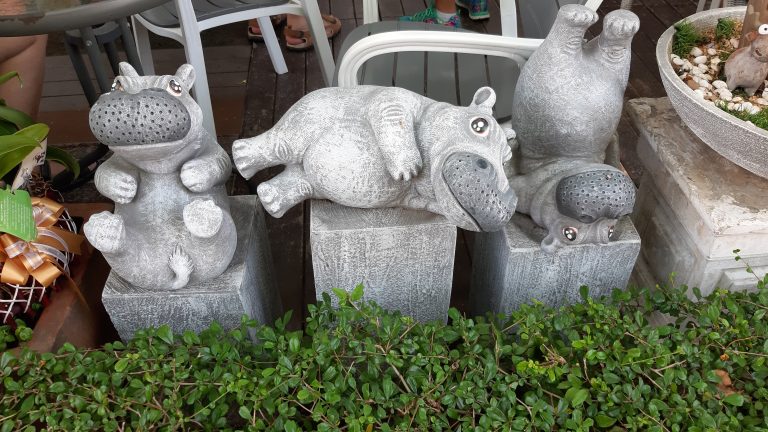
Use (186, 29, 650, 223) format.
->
(167, 244, 194, 290)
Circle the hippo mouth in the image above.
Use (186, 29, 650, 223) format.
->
(441, 152, 517, 232)
(89, 88, 192, 148)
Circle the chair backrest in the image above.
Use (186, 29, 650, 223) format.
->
(696, 0, 747, 12)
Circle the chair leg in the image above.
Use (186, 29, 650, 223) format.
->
(132, 16, 155, 75)
(257, 16, 288, 75)
(301, 0, 336, 85)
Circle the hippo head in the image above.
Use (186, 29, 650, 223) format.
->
(532, 165, 635, 253)
(89, 63, 203, 173)
(420, 87, 517, 232)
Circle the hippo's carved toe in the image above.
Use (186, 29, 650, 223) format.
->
(84, 211, 125, 254)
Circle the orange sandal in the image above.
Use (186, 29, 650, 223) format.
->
(247, 15, 287, 42)
(283, 14, 341, 51)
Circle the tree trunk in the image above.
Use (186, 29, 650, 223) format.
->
(740, 0, 768, 47)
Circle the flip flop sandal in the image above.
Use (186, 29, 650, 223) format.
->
(283, 14, 341, 51)
(247, 15, 287, 42)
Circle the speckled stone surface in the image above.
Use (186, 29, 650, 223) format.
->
(102, 195, 280, 341)
(310, 200, 456, 323)
(657, 6, 768, 179)
(629, 97, 768, 295)
(469, 214, 640, 316)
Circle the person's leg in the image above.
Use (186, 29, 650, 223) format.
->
(400, 0, 460, 27)
(0, 35, 48, 119)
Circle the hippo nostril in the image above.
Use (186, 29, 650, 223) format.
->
(476, 159, 488, 169)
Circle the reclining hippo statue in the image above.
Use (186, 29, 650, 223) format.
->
(84, 63, 236, 290)
(233, 86, 518, 232)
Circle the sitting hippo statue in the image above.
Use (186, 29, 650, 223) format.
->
(84, 63, 236, 290)
(232, 86, 517, 232)
(510, 161, 636, 253)
(511, 4, 640, 172)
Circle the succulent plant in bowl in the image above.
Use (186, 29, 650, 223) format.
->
(657, 6, 768, 179)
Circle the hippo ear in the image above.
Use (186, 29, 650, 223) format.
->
(747, 30, 759, 43)
(174, 64, 196, 91)
(118, 62, 140, 78)
(470, 87, 496, 113)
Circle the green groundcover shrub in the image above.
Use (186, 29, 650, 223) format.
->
(2, 272, 768, 431)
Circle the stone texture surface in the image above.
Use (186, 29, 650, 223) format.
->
(470, 214, 640, 316)
(310, 200, 456, 323)
(102, 195, 279, 341)
(628, 97, 768, 295)
(657, 6, 768, 179)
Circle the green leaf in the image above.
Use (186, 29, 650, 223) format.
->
(114, 358, 129, 373)
(19, 395, 35, 415)
(332, 287, 348, 302)
(0, 105, 33, 130)
(579, 285, 589, 301)
(0, 120, 15, 135)
(0, 135, 38, 178)
(49, 382, 65, 393)
(351, 283, 364, 302)
(238, 406, 250, 420)
(0, 71, 20, 86)
(569, 388, 589, 407)
(14, 123, 48, 142)
(261, 368, 276, 378)
(156, 325, 174, 345)
(595, 414, 616, 428)
(46, 146, 80, 179)
(289, 334, 300, 353)
(722, 393, 745, 406)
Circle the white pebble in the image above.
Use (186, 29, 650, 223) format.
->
(694, 89, 707, 99)
(693, 55, 708, 64)
(671, 53, 680, 60)
(712, 80, 728, 89)
(701, 74, 714, 82)
(711, 57, 721, 65)
(763, 89, 768, 99)
(716, 88, 733, 101)
(697, 64, 710, 74)
(707, 48, 717, 56)
(749, 105, 761, 114)
(728, 102, 736, 110)
(757, 98, 768, 105)
(681, 60, 694, 71)
(733, 96, 743, 103)
(672, 57, 685, 66)
(690, 47, 704, 56)
(730, 38, 740, 48)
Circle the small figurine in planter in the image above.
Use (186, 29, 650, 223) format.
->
(84, 63, 236, 291)
(725, 24, 768, 95)
(232, 86, 518, 232)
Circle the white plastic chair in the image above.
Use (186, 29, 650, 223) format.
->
(132, 0, 335, 136)
(336, 0, 603, 119)
(696, 0, 746, 12)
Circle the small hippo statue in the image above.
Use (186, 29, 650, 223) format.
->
(725, 24, 768, 95)
(232, 86, 517, 232)
(83, 63, 236, 290)
(511, 4, 640, 171)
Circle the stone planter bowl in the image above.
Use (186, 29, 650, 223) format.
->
(657, 6, 768, 179)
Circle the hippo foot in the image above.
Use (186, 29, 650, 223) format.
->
(233, 134, 290, 180)
(561, 4, 598, 28)
(96, 169, 137, 204)
(181, 158, 216, 193)
(602, 9, 640, 41)
(256, 167, 314, 218)
(83, 211, 125, 254)
(183, 199, 223, 239)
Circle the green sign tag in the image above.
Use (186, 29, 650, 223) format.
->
(0, 188, 37, 241)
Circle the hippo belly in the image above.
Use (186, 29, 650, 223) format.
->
(114, 171, 236, 287)
(302, 130, 407, 208)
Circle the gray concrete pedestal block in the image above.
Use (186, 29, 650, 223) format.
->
(628, 98, 768, 296)
(102, 195, 280, 341)
(310, 200, 457, 323)
(470, 214, 640, 316)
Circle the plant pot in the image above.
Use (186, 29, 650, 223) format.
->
(10, 203, 117, 354)
(656, 6, 768, 179)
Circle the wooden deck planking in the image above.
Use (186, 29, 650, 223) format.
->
(38, 0, 692, 325)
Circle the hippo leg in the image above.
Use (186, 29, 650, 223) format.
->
(83, 211, 126, 254)
(183, 199, 224, 239)
(256, 164, 314, 218)
(233, 132, 301, 180)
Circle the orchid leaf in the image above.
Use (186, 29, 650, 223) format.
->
(14, 123, 49, 143)
(46, 146, 80, 179)
(0, 71, 21, 86)
(0, 105, 33, 130)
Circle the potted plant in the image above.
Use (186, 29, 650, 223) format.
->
(656, 2, 768, 179)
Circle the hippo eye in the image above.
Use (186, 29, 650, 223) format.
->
(470, 117, 490, 137)
(608, 226, 615, 239)
(563, 227, 578, 241)
(111, 78, 123, 92)
(759, 24, 768, 35)
(167, 79, 183, 96)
